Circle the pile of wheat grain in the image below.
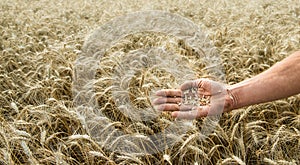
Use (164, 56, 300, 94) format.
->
(0, 0, 299, 164)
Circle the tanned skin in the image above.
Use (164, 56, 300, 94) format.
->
(153, 51, 300, 119)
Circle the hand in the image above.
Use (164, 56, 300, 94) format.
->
(152, 78, 235, 119)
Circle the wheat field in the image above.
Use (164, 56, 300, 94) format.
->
(1, 0, 300, 164)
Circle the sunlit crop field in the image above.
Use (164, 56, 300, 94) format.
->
(1, 0, 300, 164)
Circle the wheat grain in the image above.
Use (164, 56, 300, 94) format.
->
(231, 155, 246, 165)
(68, 134, 91, 140)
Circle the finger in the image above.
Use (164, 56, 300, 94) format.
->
(198, 79, 226, 95)
(197, 88, 211, 96)
(171, 106, 210, 119)
(152, 97, 183, 105)
(155, 104, 192, 111)
(181, 79, 213, 96)
(180, 80, 199, 91)
(155, 89, 182, 97)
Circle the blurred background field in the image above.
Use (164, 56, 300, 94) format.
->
(0, 0, 300, 164)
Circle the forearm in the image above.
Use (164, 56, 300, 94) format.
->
(228, 50, 300, 110)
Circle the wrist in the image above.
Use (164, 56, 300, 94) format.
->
(226, 87, 239, 111)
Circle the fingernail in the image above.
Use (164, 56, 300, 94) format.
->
(154, 105, 163, 111)
(171, 111, 178, 117)
(152, 98, 159, 105)
(155, 90, 163, 96)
